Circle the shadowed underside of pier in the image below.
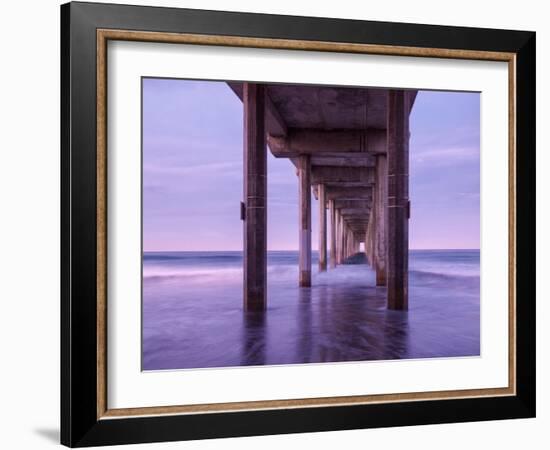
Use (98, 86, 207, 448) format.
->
(228, 82, 417, 312)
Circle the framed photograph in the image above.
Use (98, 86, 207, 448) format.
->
(61, 1, 535, 447)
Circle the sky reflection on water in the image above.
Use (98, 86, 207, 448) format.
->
(142, 250, 480, 371)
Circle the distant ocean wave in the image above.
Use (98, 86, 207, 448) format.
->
(143, 263, 299, 282)
(408, 249, 480, 278)
(143, 252, 243, 263)
(143, 266, 243, 280)
(142, 250, 480, 282)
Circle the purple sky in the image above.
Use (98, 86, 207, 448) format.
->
(142, 78, 480, 251)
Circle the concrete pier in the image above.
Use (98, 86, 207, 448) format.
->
(230, 83, 416, 311)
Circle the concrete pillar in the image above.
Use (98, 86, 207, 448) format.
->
(345, 224, 349, 259)
(329, 200, 337, 268)
(335, 210, 340, 265)
(298, 155, 312, 287)
(243, 83, 267, 311)
(370, 211, 376, 267)
(343, 227, 348, 260)
(387, 90, 410, 310)
(318, 184, 327, 272)
(365, 216, 372, 266)
(374, 155, 388, 286)
(337, 213, 344, 264)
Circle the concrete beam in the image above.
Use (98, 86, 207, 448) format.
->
(311, 153, 376, 168)
(325, 186, 372, 201)
(324, 182, 376, 188)
(345, 219, 369, 225)
(268, 128, 387, 157)
(311, 166, 375, 185)
(334, 200, 371, 210)
(339, 208, 371, 216)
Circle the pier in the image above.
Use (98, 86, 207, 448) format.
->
(229, 83, 417, 312)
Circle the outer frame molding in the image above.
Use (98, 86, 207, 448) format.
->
(61, 2, 535, 447)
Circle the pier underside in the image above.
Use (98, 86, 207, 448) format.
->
(229, 82, 417, 311)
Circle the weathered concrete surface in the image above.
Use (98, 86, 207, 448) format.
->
(298, 155, 312, 287)
(374, 155, 388, 286)
(387, 90, 410, 310)
(329, 200, 337, 269)
(267, 85, 388, 129)
(269, 129, 386, 157)
(325, 186, 372, 201)
(243, 83, 267, 311)
(318, 184, 327, 272)
(311, 166, 375, 185)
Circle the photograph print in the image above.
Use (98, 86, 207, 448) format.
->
(141, 78, 480, 371)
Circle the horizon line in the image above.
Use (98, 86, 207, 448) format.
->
(143, 248, 481, 253)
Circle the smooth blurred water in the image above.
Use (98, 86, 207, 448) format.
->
(142, 250, 480, 370)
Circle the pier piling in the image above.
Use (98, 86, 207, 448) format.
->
(387, 90, 410, 310)
(298, 155, 312, 287)
(318, 184, 327, 272)
(243, 83, 267, 311)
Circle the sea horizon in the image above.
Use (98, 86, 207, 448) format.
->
(143, 248, 481, 253)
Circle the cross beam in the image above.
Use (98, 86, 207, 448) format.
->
(268, 128, 386, 157)
(311, 166, 375, 185)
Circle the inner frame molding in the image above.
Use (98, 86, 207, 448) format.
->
(96, 28, 516, 420)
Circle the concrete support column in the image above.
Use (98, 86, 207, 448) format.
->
(345, 230, 348, 259)
(318, 184, 327, 272)
(329, 200, 337, 268)
(335, 211, 341, 265)
(338, 213, 344, 264)
(343, 227, 348, 260)
(365, 215, 373, 266)
(387, 90, 410, 310)
(243, 83, 267, 311)
(374, 155, 388, 286)
(298, 155, 312, 287)
(370, 211, 376, 267)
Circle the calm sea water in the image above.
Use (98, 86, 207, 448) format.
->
(142, 250, 480, 370)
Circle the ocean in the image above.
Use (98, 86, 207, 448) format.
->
(142, 250, 480, 370)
